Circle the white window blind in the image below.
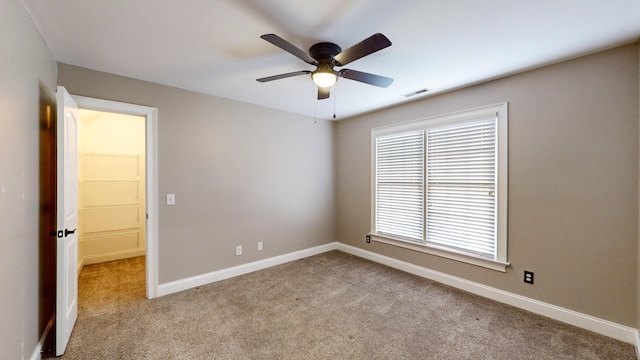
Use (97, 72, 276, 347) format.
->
(371, 102, 507, 270)
(426, 117, 497, 259)
(375, 131, 424, 242)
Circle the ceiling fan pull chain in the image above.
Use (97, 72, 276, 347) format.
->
(333, 85, 337, 119)
(314, 91, 318, 124)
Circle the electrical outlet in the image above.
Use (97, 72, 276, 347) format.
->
(258, 242, 263, 251)
(366, 235, 371, 243)
(235, 245, 242, 256)
(524, 271, 534, 284)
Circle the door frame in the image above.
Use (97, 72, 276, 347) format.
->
(72, 95, 159, 299)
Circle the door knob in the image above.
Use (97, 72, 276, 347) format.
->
(50, 229, 77, 238)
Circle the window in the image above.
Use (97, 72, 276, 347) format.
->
(371, 102, 508, 271)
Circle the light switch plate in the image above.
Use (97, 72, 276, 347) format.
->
(166, 194, 175, 205)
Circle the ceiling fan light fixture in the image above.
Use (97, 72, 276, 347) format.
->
(311, 70, 338, 88)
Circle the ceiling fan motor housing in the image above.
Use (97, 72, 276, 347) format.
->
(309, 42, 341, 86)
(309, 42, 342, 62)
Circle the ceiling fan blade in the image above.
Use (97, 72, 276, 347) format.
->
(333, 33, 392, 66)
(257, 70, 311, 82)
(340, 69, 393, 88)
(261, 34, 316, 65)
(317, 86, 330, 100)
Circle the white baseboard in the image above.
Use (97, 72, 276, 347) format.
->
(335, 242, 637, 345)
(157, 243, 337, 297)
(155, 241, 637, 346)
(30, 314, 54, 360)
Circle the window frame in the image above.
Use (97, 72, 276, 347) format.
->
(370, 102, 509, 272)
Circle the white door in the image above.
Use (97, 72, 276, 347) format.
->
(55, 86, 79, 356)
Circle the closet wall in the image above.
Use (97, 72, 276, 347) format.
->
(78, 109, 146, 266)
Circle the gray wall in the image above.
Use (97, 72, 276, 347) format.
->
(0, 1, 58, 358)
(57, 65, 336, 283)
(336, 43, 639, 327)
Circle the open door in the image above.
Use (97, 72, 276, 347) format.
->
(55, 86, 79, 356)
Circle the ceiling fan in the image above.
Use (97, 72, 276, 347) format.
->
(257, 33, 393, 100)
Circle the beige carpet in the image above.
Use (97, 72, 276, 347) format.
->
(52, 251, 635, 359)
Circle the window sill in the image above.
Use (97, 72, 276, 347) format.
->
(369, 234, 510, 272)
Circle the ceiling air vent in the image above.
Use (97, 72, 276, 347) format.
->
(403, 88, 430, 98)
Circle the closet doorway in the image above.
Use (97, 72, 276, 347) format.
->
(72, 95, 158, 299)
(78, 109, 146, 268)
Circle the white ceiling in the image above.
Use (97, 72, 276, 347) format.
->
(22, 0, 640, 120)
